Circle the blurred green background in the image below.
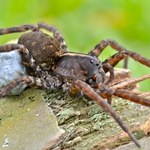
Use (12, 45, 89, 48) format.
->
(0, 0, 150, 90)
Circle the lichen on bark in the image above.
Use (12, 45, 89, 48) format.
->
(43, 89, 150, 150)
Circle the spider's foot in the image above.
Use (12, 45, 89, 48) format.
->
(0, 89, 7, 97)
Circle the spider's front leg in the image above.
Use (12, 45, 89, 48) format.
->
(89, 39, 150, 68)
(73, 80, 140, 148)
(109, 74, 150, 107)
(97, 82, 150, 107)
(102, 52, 127, 71)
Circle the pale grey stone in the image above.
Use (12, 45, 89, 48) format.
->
(0, 50, 27, 95)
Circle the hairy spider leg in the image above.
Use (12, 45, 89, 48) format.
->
(0, 76, 49, 97)
(113, 89, 150, 107)
(102, 52, 127, 71)
(109, 74, 150, 107)
(0, 22, 67, 53)
(0, 24, 39, 35)
(0, 74, 63, 97)
(75, 80, 141, 148)
(0, 44, 41, 76)
(110, 74, 150, 90)
(97, 73, 150, 107)
(89, 39, 150, 68)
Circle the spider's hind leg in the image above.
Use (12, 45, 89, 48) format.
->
(0, 75, 63, 97)
(0, 24, 39, 35)
(0, 76, 45, 97)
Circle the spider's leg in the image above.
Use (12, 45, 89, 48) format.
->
(0, 75, 62, 97)
(138, 92, 150, 98)
(38, 22, 68, 53)
(98, 73, 150, 107)
(113, 89, 150, 107)
(89, 39, 150, 68)
(0, 76, 44, 97)
(75, 80, 140, 147)
(0, 44, 41, 76)
(102, 62, 114, 83)
(110, 74, 150, 90)
(0, 24, 38, 35)
(102, 52, 127, 71)
(108, 74, 150, 107)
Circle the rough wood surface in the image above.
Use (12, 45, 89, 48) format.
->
(44, 90, 150, 150)
(0, 69, 150, 150)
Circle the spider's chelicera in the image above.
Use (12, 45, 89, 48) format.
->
(0, 22, 150, 147)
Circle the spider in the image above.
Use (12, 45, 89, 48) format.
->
(0, 22, 150, 148)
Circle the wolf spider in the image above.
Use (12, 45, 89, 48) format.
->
(0, 22, 150, 148)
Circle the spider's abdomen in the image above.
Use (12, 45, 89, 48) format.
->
(18, 32, 65, 70)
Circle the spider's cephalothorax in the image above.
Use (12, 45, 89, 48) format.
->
(53, 53, 106, 87)
(0, 22, 150, 147)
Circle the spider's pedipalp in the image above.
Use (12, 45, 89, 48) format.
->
(75, 79, 141, 148)
(0, 43, 24, 52)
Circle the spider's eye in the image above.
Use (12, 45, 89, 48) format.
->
(96, 63, 99, 66)
(90, 59, 94, 64)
